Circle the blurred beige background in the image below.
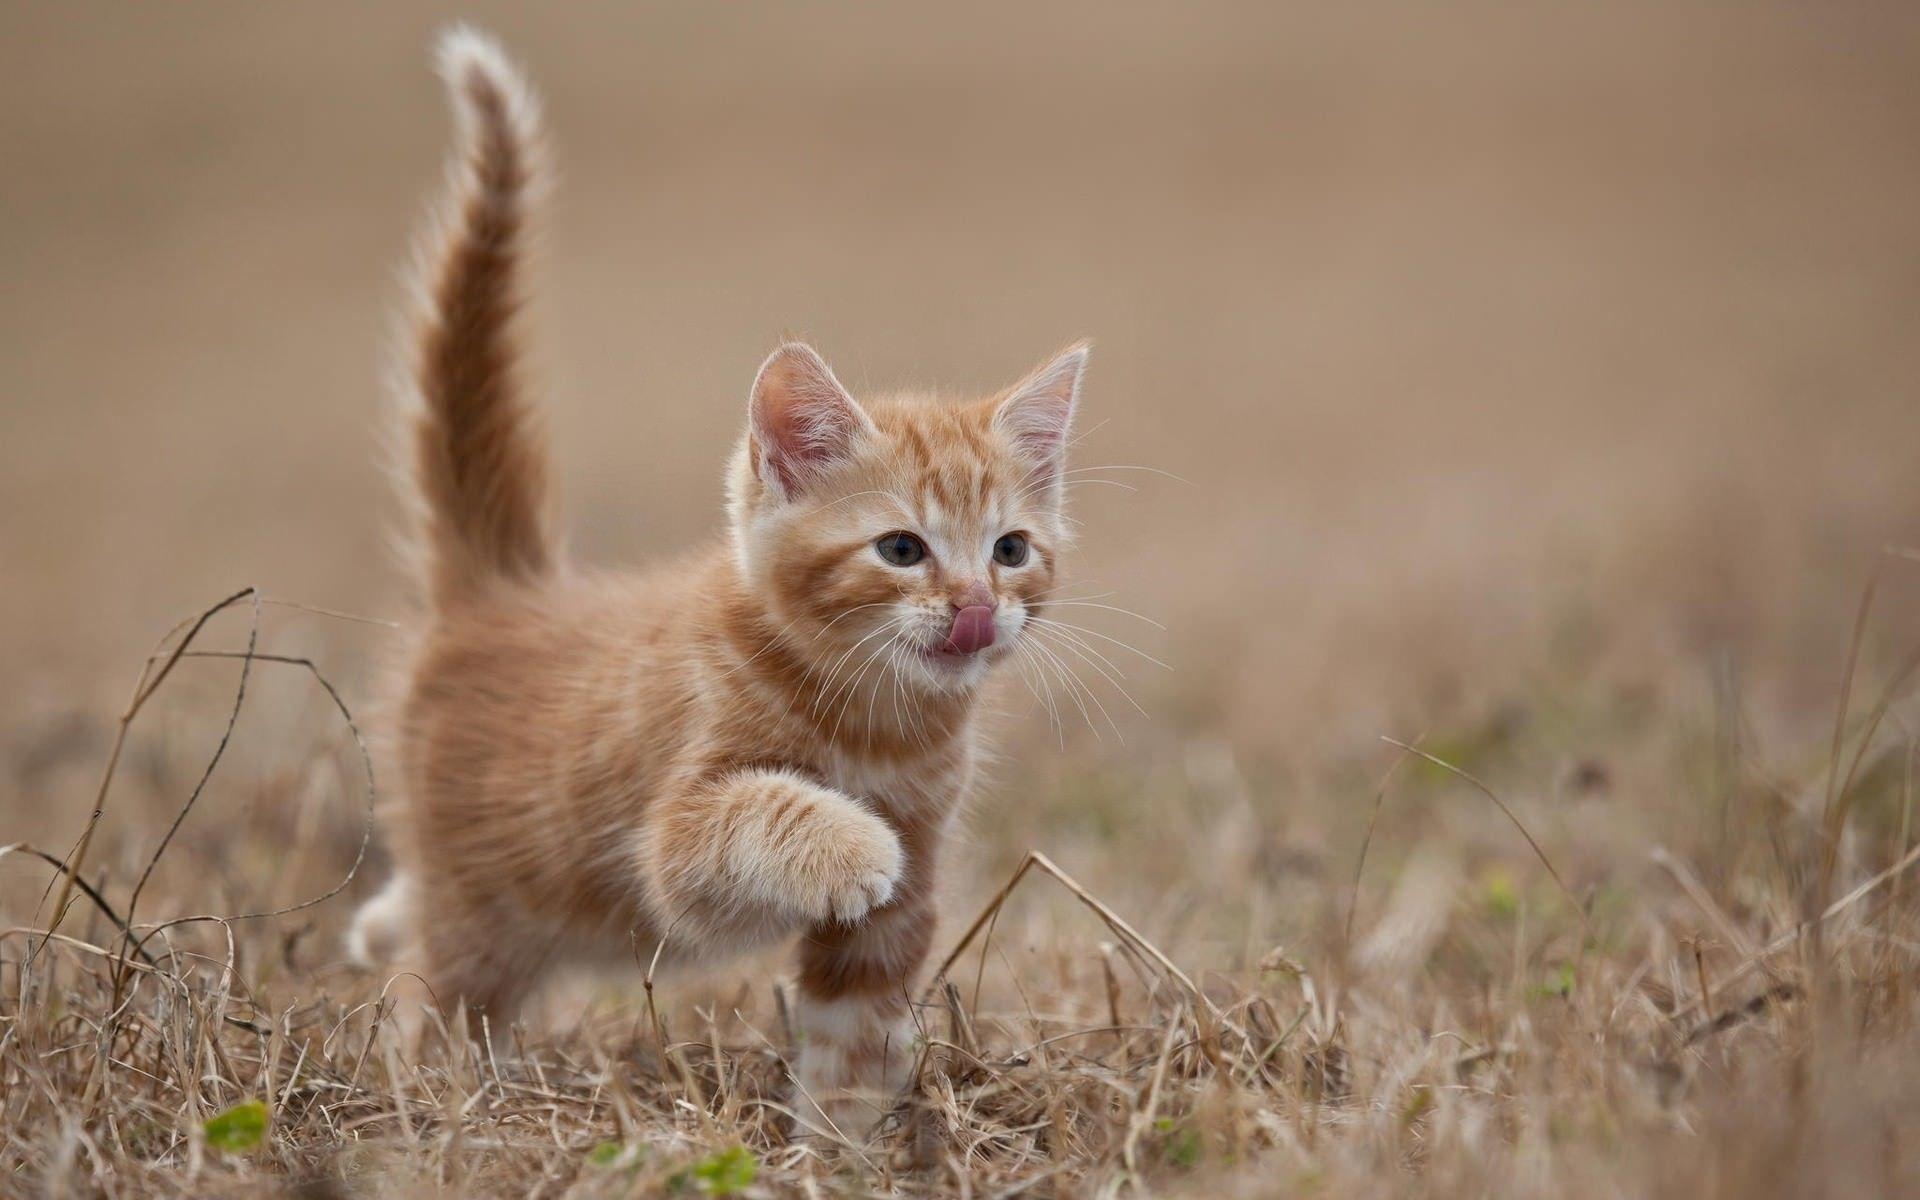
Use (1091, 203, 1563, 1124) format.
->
(5, 1, 1919, 757)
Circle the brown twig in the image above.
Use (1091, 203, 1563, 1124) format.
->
(118, 593, 265, 990)
(112, 647, 378, 995)
(0, 844, 157, 967)
(36, 586, 259, 962)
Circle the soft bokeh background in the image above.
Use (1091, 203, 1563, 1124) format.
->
(8, 1, 1917, 715)
(4, 4, 1920, 1193)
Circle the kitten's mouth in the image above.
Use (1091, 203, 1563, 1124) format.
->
(920, 604, 997, 666)
(920, 641, 983, 666)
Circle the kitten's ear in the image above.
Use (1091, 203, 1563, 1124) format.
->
(748, 342, 873, 498)
(993, 342, 1087, 476)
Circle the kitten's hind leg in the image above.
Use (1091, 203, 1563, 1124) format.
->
(413, 895, 552, 1051)
(641, 768, 904, 950)
(345, 872, 415, 967)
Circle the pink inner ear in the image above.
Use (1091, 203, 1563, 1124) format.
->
(995, 349, 1083, 469)
(1004, 396, 1071, 460)
(750, 345, 865, 496)
(758, 398, 849, 491)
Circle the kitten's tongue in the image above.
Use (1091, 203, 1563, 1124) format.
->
(945, 606, 997, 655)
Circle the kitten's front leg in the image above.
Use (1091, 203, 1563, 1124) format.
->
(643, 768, 904, 949)
(790, 822, 939, 1140)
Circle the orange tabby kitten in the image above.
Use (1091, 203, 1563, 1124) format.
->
(348, 29, 1088, 1137)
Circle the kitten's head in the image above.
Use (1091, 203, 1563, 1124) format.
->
(727, 341, 1086, 695)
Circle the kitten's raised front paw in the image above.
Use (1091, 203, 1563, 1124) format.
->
(791, 796, 903, 925)
(728, 778, 903, 926)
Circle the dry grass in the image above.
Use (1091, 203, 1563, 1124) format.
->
(8, 3, 1920, 1196)
(4, 555, 1919, 1197)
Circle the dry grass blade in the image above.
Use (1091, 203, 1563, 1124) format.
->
(1672, 836, 1920, 1022)
(1378, 736, 1595, 940)
(1815, 565, 1883, 917)
(927, 850, 1218, 1020)
(1344, 735, 1423, 951)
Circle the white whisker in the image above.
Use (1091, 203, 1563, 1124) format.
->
(1038, 599, 1167, 633)
(808, 489, 914, 517)
(1028, 614, 1171, 669)
(811, 601, 898, 640)
(1029, 625, 1149, 720)
(1026, 634, 1116, 743)
(826, 628, 901, 747)
(1060, 463, 1196, 488)
(810, 618, 904, 715)
(1028, 618, 1132, 681)
(1011, 641, 1065, 748)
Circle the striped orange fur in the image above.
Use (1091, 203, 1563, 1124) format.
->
(348, 28, 1089, 1139)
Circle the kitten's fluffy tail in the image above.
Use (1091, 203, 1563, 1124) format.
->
(398, 27, 554, 610)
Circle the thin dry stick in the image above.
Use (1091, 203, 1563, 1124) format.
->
(36, 586, 258, 960)
(113, 648, 378, 993)
(121, 593, 264, 961)
(931, 854, 1044, 997)
(0, 845, 157, 967)
(1691, 939, 1714, 1024)
(969, 880, 1010, 1014)
(1682, 980, 1799, 1047)
(51, 589, 385, 981)
(927, 850, 1222, 1022)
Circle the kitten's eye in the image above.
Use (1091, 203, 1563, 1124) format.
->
(993, 532, 1030, 567)
(874, 532, 927, 566)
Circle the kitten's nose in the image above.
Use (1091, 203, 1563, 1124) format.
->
(951, 581, 996, 611)
(944, 583, 998, 655)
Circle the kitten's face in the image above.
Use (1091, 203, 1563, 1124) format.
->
(729, 343, 1085, 697)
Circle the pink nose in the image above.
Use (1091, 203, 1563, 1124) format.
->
(945, 605, 997, 655)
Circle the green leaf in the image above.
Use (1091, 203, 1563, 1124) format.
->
(690, 1145, 757, 1195)
(1480, 866, 1519, 919)
(588, 1141, 628, 1167)
(1160, 1122, 1203, 1168)
(1401, 1086, 1433, 1126)
(202, 1099, 268, 1153)
(1528, 962, 1576, 1000)
(1552, 962, 1576, 997)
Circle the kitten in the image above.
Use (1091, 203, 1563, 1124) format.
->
(347, 28, 1088, 1138)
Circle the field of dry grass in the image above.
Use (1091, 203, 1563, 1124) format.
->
(5, 3, 1920, 1196)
